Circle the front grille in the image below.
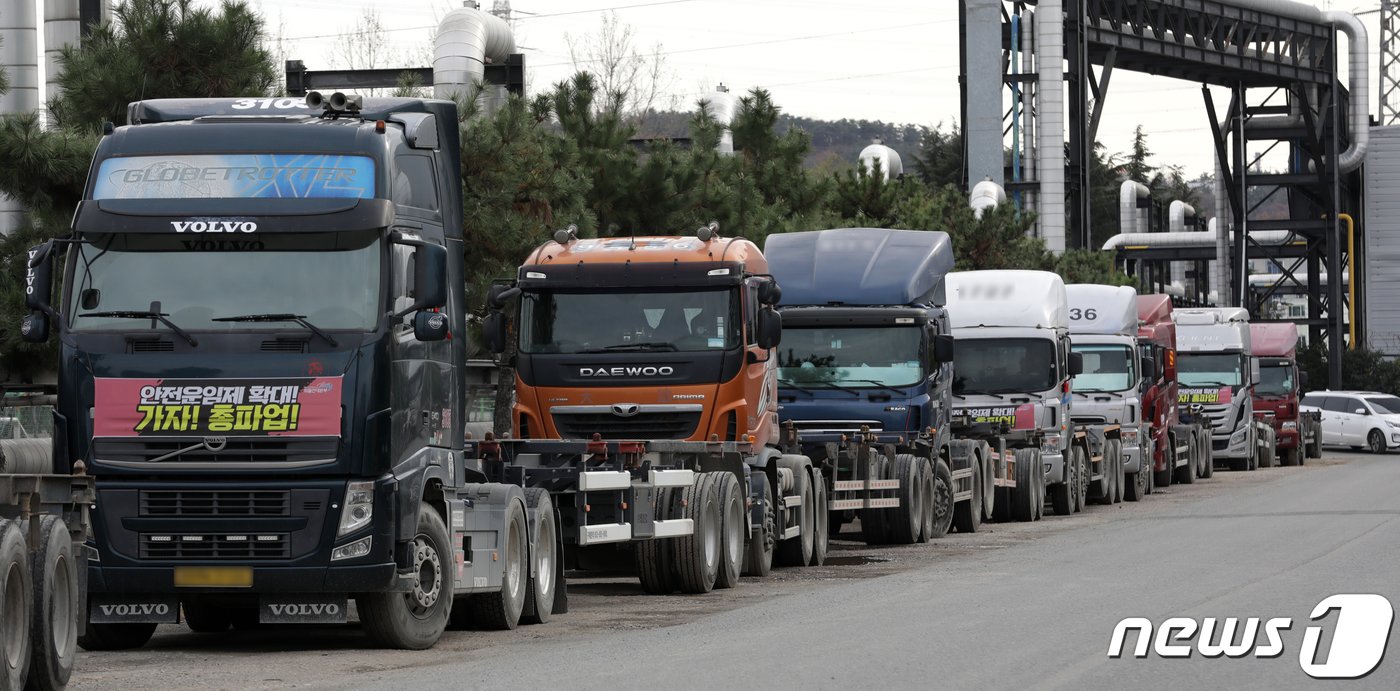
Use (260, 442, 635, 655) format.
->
(129, 340, 174, 353)
(93, 437, 339, 465)
(1201, 404, 1232, 433)
(553, 411, 701, 440)
(140, 533, 289, 560)
(140, 489, 290, 517)
(786, 419, 883, 435)
(1072, 416, 1108, 425)
(261, 339, 308, 353)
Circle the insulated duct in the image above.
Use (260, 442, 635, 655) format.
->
(1168, 200, 1197, 290)
(858, 142, 903, 181)
(1035, 0, 1066, 254)
(1101, 229, 1298, 251)
(0, 0, 38, 236)
(705, 85, 737, 155)
(970, 179, 1007, 219)
(1119, 181, 1149, 236)
(434, 3, 517, 114)
(1213, 156, 1232, 306)
(44, 0, 79, 103)
(1207, 218, 1221, 303)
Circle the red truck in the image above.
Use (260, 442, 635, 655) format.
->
(1249, 323, 1322, 465)
(1134, 295, 1211, 499)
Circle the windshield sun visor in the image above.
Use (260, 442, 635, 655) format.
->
(73, 198, 395, 235)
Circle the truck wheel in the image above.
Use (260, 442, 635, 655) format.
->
(1113, 439, 1126, 503)
(27, 516, 78, 690)
(774, 458, 815, 565)
(1073, 445, 1089, 512)
(361, 504, 456, 646)
(75, 622, 156, 652)
(1034, 453, 1046, 520)
(0, 519, 32, 687)
(1176, 433, 1197, 485)
(182, 601, 232, 633)
(808, 468, 829, 565)
(1154, 433, 1175, 488)
(917, 459, 936, 542)
(952, 456, 982, 534)
(928, 459, 955, 538)
(520, 488, 559, 623)
(741, 480, 775, 577)
(1198, 428, 1215, 478)
(861, 455, 891, 544)
(636, 488, 676, 594)
(1305, 426, 1321, 459)
(1369, 430, 1386, 455)
(1049, 475, 1072, 517)
(1012, 448, 1038, 522)
(887, 454, 924, 544)
(980, 450, 996, 523)
(712, 472, 748, 585)
(675, 472, 723, 590)
(1280, 447, 1299, 467)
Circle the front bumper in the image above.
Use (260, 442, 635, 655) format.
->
(1275, 427, 1299, 449)
(1122, 442, 1144, 474)
(1043, 451, 1065, 485)
(89, 562, 399, 594)
(1213, 428, 1251, 460)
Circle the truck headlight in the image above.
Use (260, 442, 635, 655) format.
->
(331, 536, 373, 561)
(1231, 427, 1247, 443)
(1040, 435, 1061, 455)
(1281, 421, 1298, 429)
(1120, 428, 1139, 446)
(337, 481, 374, 537)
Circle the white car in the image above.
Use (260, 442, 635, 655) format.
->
(1299, 390, 1400, 454)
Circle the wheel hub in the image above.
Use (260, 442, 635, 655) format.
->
(410, 536, 442, 611)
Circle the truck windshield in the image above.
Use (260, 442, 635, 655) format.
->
(1071, 343, 1135, 392)
(778, 326, 923, 388)
(67, 231, 381, 332)
(1256, 363, 1294, 396)
(953, 338, 1056, 395)
(1364, 396, 1400, 414)
(1176, 353, 1244, 387)
(519, 288, 740, 353)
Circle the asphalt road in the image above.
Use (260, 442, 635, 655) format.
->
(73, 450, 1400, 690)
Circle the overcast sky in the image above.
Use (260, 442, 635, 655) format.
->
(30, 0, 1384, 178)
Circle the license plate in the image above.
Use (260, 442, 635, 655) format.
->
(173, 566, 253, 588)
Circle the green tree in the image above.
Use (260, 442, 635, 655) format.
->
(1053, 248, 1135, 286)
(911, 124, 963, 190)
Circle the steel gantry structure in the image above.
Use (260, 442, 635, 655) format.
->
(960, 0, 1366, 387)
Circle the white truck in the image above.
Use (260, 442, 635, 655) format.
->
(1065, 285, 1141, 505)
(1172, 308, 1275, 470)
(947, 271, 1094, 516)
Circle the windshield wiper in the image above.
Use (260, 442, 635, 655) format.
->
(811, 381, 862, 397)
(213, 313, 339, 347)
(845, 379, 906, 394)
(955, 389, 1006, 400)
(578, 342, 678, 353)
(777, 378, 817, 395)
(1186, 380, 1235, 388)
(83, 310, 197, 346)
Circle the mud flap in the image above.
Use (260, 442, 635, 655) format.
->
(261, 595, 349, 624)
(89, 595, 180, 624)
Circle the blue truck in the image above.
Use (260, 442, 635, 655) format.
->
(765, 228, 1028, 544)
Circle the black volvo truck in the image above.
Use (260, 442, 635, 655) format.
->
(22, 94, 563, 650)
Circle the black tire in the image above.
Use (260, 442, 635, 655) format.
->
(981, 450, 997, 523)
(861, 455, 891, 544)
(1110, 439, 1124, 504)
(182, 601, 232, 634)
(1198, 428, 1215, 478)
(75, 622, 156, 653)
(888, 454, 925, 544)
(520, 488, 559, 624)
(1280, 446, 1299, 467)
(1012, 448, 1038, 522)
(1369, 429, 1386, 455)
(1155, 433, 1175, 488)
(916, 459, 936, 542)
(774, 459, 815, 567)
(637, 487, 676, 594)
(1049, 454, 1072, 517)
(1176, 432, 1197, 484)
(674, 472, 722, 590)
(741, 478, 775, 577)
(1230, 457, 1248, 472)
(1305, 425, 1322, 459)
(1072, 445, 1088, 512)
(361, 504, 456, 646)
(952, 456, 982, 534)
(27, 516, 78, 690)
(0, 519, 32, 687)
(1033, 452, 1046, 520)
(713, 472, 748, 585)
(928, 459, 955, 538)
(808, 468, 830, 565)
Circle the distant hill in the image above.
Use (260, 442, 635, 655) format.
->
(636, 110, 934, 172)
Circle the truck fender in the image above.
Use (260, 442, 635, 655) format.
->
(391, 446, 456, 544)
(453, 483, 528, 592)
(745, 471, 771, 533)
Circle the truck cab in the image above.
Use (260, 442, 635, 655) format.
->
(1249, 322, 1320, 465)
(1065, 285, 1143, 495)
(1172, 308, 1270, 470)
(946, 271, 1086, 515)
(24, 95, 544, 650)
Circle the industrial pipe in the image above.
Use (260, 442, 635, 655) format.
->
(433, 3, 516, 113)
(1101, 229, 1299, 251)
(0, 0, 38, 236)
(1119, 181, 1150, 236)
(1341, 213, 1355, 350)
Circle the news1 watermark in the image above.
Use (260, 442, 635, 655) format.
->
(1108, 594, 1395, 679)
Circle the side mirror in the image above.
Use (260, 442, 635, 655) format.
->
(483, 311, 508, 354)
(1250, 358, 1262, 384)
(1069, 352, 1084, 377)
(414, 310, 449, 342)
(1140, 356, 1156, 382)
(19, 312, 49, 343)
(1299, 370, 1310, 389)
(412, 243, 447, 312)
(25, 241, 53, 312)
(933, 334, 955, 363)
(756, 307, 781, 349)
(1355, 407, 1369, 416)
(756, 279, 782, 306)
